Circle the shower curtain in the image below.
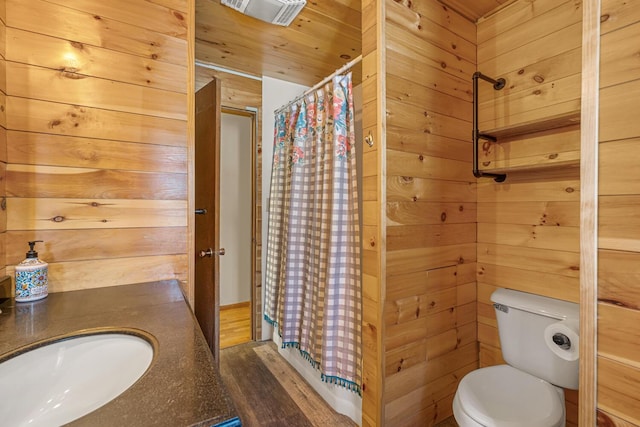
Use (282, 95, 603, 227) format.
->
(264, 72, 362, 393)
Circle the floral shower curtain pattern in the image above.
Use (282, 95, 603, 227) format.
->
(264, 73, 362, 393)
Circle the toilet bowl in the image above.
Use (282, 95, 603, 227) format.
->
(452, 365, 564, 427)
(453, 288, 579, 427)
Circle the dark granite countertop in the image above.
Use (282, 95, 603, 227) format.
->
(0, 280, 240, 427)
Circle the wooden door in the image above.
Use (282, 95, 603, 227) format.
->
(195, 78, 222, 362)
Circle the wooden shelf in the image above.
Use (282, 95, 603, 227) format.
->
(480, 110, 581, 140)
(477, 111, 581, 176)
(478, 157, 580, 175)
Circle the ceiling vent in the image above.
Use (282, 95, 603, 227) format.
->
(221, 0, 306, 27)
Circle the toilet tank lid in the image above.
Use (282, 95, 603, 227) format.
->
(491, 288, 579, 321)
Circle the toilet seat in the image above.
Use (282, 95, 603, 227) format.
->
(455, 365, 564, 427)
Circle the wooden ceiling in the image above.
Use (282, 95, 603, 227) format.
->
(440, 0, 511, 22)
(195, 0, 509, 86)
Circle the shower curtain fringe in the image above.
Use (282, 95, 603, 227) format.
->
(267, 321, 362, 395)
(274, 54, 363, 114)
(280, 340, 362, 396)
(321, 374, 362, 396)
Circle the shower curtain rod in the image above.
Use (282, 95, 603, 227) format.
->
(275, 54, 363, 114)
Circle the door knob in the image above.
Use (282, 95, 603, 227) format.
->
(195, 208, 207, 215)
(199, 248, 225, 258)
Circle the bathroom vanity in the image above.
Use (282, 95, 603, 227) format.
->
(0, 280, 241, 427)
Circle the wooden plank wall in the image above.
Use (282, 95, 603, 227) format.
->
(381, 1, 478, 424)
(0, 0, 6, 279)
(360, 0, 384, 424)
(476, 1, 582, 425)
(597, 1, 640, 425)
(195, 64, 263, 340)
(4, 0, 190, 294)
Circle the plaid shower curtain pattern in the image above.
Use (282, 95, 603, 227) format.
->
(264, 73, 362, 393)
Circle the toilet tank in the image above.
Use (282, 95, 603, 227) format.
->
(491, 288, 579, 390)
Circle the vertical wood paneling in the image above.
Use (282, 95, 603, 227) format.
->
(597, 0, 640, 423)
(5, 0, 191, 293)
(383, 1, 476, 424)
(580, 0, 600, 423)
(185, 0, 195, 304)
(476, 1, 582, 425)
(0, 0, 6, 276)
(360, 0, 385, 424)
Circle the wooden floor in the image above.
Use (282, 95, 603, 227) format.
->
(220, 341, 357, 427)
(220, 302, 251, 349)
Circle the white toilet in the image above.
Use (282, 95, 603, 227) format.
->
(453, 288, 579, 427)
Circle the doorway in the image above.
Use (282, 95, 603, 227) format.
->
(219, 108, 256, 349)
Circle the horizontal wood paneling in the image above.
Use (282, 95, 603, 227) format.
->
(6, 28, 187, 93)
(6, 165, 186, 200)
(477, 0, 572, 44)
(598, 81, 640, 144)
(598, 249, 640, 311)
(599, 21, 640, 89)
(477, 174, 580, 202)
(386, 75, 471, 122)
(387, 177, 476, 203)
(382, 1, 476, 423)
(597, 356, 640, 425)
(386, 50, 471, 102)
(7, 62, 186, 120)
(478, 125, 580, 172)
(7, 254, 188, 293)
(6, 0, 190, 292)
(400, 0, 476, 44)
(6, 228, 187, 264)
(387, 243, 476, 277)
(7, 198, 186, 231)
(384, 342, 477, 403)
(477, 201, 580, 227)
(600, 195, 640, 253)
(597, 410, 640, 427)
(478, 0, 582, 131)
(7, 97, 187, 146)
(42, 0, 188, 39)
(386, 22, 475, 81)
(6, 0, 187, 65)
(598, 2, 640, 422)
(598, 303, 640, 367)
(440, 0, 509, 23)
(478, 222, 579, 252)
(7, 131, 187, 173)
(387, 201, 476, 225)
(386, 129, 471, 164)
(387, 149, 473, 182)
(478, 242, 579, 277)
(600, 0, 640, 36)
(478, 263, 579, 303)
(476, 3, 582, 422)
(387, 0, 475, 63)
(151, 0, 188, 13)
(387, 223, 476, 251)
(477, 1, 581, 62)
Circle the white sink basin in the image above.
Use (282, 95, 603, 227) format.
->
(0, 331, 154, 427)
